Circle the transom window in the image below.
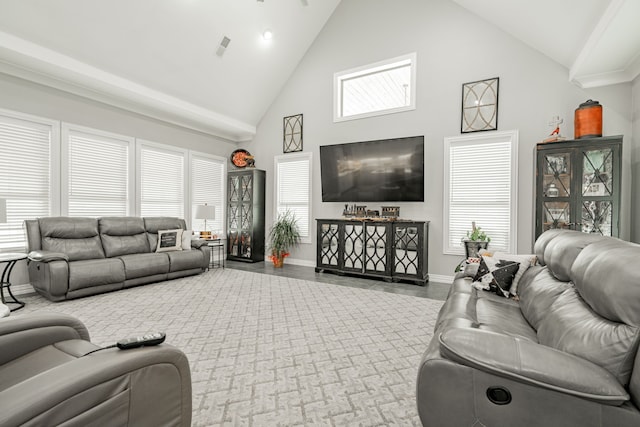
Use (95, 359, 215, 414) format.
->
(334, 53, 416, 122)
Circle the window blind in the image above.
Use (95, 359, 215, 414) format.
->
(0, 113, 56, 251)
(191, 154, 225, 233)
(65, 127, 132, 217)
(445, 132, 517, 254)
(139, 144, 185, 218)
(275, 154, 311, 241)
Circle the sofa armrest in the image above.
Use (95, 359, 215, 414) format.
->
(0, 313, 89, 365)
(0, 345, 191, 426)
(190, 239, 207, 249)
(28, 250, 69, 262)
(439, 328, 629, 405)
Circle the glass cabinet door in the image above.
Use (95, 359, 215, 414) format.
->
(580, 148, 614, 236)
(541, 152, 571, 198)
(342, 223, 364, 271)
(319, 222, 339, 267)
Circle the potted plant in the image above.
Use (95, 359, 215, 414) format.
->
(268, 210, 301, 268)
(462, 221, 491, 258)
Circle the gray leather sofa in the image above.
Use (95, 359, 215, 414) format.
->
(417, 229, 640, 427)
(0, 312, 191, 426)
(25, 217, 210, 301)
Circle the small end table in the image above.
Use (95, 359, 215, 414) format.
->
(205, 239, 225, 269)
(0, 252, 27, 311)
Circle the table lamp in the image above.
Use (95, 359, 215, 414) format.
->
(195, 204, 215, 239)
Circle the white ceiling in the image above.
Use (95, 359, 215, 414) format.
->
(0, 0, 638, 142)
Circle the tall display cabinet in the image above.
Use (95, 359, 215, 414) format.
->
(535, 136, 622, 239)
(227, 169, 265, 262)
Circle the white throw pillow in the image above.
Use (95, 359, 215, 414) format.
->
(479, 249, 537, 296)
(182, 229, 193, 251)
(156, 229, 183, 252)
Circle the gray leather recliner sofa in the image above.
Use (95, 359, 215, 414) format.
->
(25, 216, 210, 301)
(0, 312, 191, 426)
(417, 229, 640, 427)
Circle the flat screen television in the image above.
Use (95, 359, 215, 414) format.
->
(320, 136, 424, 202)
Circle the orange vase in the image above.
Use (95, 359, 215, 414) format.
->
(574, 99, 602, 139)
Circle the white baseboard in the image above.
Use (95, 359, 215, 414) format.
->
(428, 274, 454, 284)
(285, 257, 316, 268)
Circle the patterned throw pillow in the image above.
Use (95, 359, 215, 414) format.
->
(472, 255, 520, 297)
(479, 250, 537, 296)
(156, 229, 183, 252)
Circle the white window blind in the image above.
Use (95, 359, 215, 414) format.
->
(334, 52, 416, 122)
(0, 111, 58, 251)
(191, 154, 225, 233)
(444, 131, 518, 255)
(64, 125, 133, 217)
(139, 143, 185, 218)
(275, 153, 312, 243)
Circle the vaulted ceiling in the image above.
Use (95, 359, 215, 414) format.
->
(0, 0, 638, 142)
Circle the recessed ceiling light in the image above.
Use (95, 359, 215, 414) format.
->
(262, 29, 273, 41)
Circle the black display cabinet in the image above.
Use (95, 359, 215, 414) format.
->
(535, 136, 622, 239)
(315, 219, 429, 285)
(227, 169, 265, 262)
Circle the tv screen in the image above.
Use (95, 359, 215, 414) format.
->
(320, 136, 424, 202)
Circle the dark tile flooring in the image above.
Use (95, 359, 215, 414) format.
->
(225, 260, 450, 301)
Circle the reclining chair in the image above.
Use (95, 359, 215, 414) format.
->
(0, 313, 191, 426)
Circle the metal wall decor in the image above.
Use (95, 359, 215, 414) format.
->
(461, 77, 499, 133)
(283, 114, 303, 153)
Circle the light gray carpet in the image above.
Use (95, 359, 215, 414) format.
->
(17, 269, 443, 426)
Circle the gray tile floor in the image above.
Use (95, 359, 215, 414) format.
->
(224, 260, 450, 301)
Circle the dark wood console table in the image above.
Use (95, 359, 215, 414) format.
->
(315, 219, 429, 285)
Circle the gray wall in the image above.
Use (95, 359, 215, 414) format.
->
(632, 75, 640, 241)
(0, 73, 237, 286)
(245, 0, 634, 277)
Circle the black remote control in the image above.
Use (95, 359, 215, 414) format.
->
(117, 332, 166, 350)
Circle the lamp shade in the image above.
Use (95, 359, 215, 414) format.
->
(195, 204, 215, 220)
(0, 199, 6, 223)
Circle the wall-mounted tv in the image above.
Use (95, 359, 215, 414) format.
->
(320, 136, 424, 202)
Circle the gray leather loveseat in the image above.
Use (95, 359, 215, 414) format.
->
(417, 229, 640, 427)
(25, 216, 210, 301)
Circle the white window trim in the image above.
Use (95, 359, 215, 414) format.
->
(61, 123, 135, 216)
(0, 108, 61, 217)
(135, 138, 189, 219)
(274, 152, 313, 244)
(188, 150, 227, 233)
(333, 52, 417, 123)
(443, 130, 519, 255)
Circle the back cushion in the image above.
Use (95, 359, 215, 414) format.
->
(543, 231, 602, 281)
(40, 217, 105, 261)
(537, 286, 640, 386)
(518, 266, 572, 331)
(144, 217, 186, 251)
(99, 217, 150, 258)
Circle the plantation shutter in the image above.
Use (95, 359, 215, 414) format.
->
(275, 153, 311, 240)
(0, 112, 57, 251)
(139, 144, 185, 218)
(191, 154, 225, 233)
(445, 132, 517, 254)
(65, 126, 132, 217)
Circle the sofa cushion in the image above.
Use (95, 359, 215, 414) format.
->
(543, 232, 602, 281)
(117, 253, 170, 280)
(40, 217, 105, 261)
(518, 266, 572, 330)
(537, 286, 640, 386)
(99, 217, 150, 257)
(166, 250, 205, 272)
(472, 255, 520, 297)
(68, 259, 125, 291)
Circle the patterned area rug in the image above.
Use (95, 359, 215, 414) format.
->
(17, 269, 443, 426)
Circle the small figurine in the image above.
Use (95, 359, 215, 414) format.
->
(245, 155, 255, 168)
(543, 116, 566, 143)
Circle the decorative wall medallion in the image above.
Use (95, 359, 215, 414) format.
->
(283, 114, 303, 153)
(461, 77, 499, 133)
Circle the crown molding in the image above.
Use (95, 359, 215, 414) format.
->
(0, 31, 256, 142)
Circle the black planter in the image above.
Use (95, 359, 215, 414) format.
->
(463, 240, 489, 258)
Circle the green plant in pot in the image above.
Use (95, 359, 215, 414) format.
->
(462, 221, 491, 258)
(268, 210, 301, 268)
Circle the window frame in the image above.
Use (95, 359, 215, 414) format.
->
(443, 130, 519, 255)
(333, 52, 417, 122)
(61, 123, 135, 217)
(0, 108, 60, 252)
(274, 152, 312, 244)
